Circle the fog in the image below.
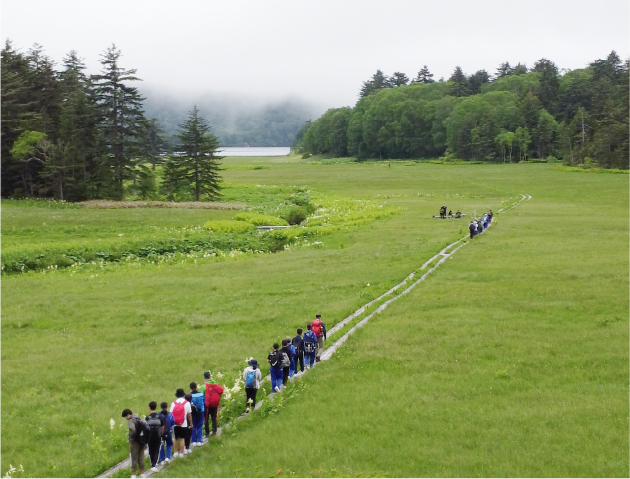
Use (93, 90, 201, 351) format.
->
(3, 0, 629, 110)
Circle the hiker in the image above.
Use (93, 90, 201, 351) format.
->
(200, 373, 224, 437)
(159, 401, 174, 465)
(439, 205, 447, 219)
(287, 336, 298, 377)
(267, 343, 284, 392)
(448, 209, 452, 216)
(482, 213, 489, 230)
(243, 359, 262, 412)
(469, 220, 476, 239)
(477, 219, 483, 234)
(184, 393, 193, 453)
(281, 338, 293, 385)
(455, 210, 462, 218)
(488, 210, 493, 223)
(146, 402, 164, 472)
(312, 314, 327, 362)
(303, 324, 317, 368)
(292, 328, 305, 373)
(170, 388, 192, 457)
(189, 382, 205, 446)
(122, 408, 146, 478)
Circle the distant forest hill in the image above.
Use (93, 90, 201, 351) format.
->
(294, 54, 629, 169)
(142, 93, 317, 147)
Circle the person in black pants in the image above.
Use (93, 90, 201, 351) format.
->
(146, 402, 164, 473)
(292, 328, 304, 373)
(281, 339, 293, 386)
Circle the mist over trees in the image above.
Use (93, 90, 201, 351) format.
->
(297, 55, 628, 168)
(1, 40, 317, 200)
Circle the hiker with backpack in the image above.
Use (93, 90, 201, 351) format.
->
(122, 408, 148, 478)
(286, 336, 298, 377)
(243, 359, 262, 412)
(469, 220, 476, 239)
(267, 343, 284, 392)
(183, 393, 194, 453)
(281, 338, 293, 385)
(312, 314, 327, 362)
(189, 383, 205, 446)
(200, 372, 224, 437)
(303, 324, 317, 369)
(170, 388, 192, 457)
(292, 328, 305, 373)
(146, 402, 165, 472)
(159, 401, 174, 465)
(488, 210, 493, 223)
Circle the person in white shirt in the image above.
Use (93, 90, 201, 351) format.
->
(243, 359, 262, 412)
(169, 388, 192, 457)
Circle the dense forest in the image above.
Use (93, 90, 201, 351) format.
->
(0, 40, 313, 200)
(293, 54, 629, 168)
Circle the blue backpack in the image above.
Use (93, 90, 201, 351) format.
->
(245, 369, 256, 388)
(191, 392, 205, 413)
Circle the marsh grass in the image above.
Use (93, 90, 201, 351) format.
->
(2, 160, 627, 477)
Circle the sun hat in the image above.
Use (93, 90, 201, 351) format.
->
(248, 359, 259, 368)
(175, 388, 185, 398)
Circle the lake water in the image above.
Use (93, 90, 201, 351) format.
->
(218, 147, 290, 157)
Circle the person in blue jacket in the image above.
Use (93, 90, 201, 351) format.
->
(189, 382, 205, 446)
(302, 324, 318, 369)
(159, 402, 175, 464)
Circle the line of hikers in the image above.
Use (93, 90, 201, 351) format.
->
(120, 314, 327, 478)
(469, 210, 493, 238)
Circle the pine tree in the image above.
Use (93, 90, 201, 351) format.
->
(93, 44, 148, 200)
(449, 66, 469, 97)
(390, 72, 409, 87)
(468, 70, 490, 95)
(171, 106, 223, 201)
(359, 70, 390, 98)
(414, 65, 434, 84)
(496, 62, 512, 79)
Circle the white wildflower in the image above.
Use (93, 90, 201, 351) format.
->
(110, 418, 115, 429)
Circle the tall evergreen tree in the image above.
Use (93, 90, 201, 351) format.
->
(172, 106, 223, 201)
(26, 44, 62, 140)
(532, 58, 559, 114)
(93, 44, 148, 200)
(496, 62, 512, 78)
(468, 70, 490, 94)
(359, 70, 390, 98)
(390, 72, 409, 87)
(449, 66, 469, 97)
(414, 65, 434, 84)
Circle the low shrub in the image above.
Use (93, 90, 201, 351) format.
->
(204, 221, 256, 233)
(234, 212, 288, 226)
(284, 206, 308, 225)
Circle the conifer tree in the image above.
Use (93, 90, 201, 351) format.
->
(414, 65, 434, 83)
(390, 72, 409, 87)
(449, 66, 469, 97)
(169, 106, 223, 201)
(93, 44, 148, 200)
(359, 70, 390, 98)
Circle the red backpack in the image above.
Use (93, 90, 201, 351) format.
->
(172, 400, 187, 426)
(205, 383, 224, 408)
(312, 320, 323, 338)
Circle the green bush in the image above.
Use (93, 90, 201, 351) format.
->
(234, 212, 288, 226)
(204, 220, 255, 233)
(284, 206, 308, 225)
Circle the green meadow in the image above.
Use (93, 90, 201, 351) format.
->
(1, 157, 627, 477)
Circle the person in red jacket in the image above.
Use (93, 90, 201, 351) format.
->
(200, 371, 224, 437)
(311, 314, 327, 362)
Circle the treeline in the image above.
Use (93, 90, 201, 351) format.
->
(1, 41, 224, 201)
(294, 54, 629, 168)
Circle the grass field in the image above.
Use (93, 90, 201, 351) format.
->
(2, 157, 628, 477)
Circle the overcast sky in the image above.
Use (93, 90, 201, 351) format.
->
(3, 0, 629, 110)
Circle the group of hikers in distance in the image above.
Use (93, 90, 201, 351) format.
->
(120, 314, 327, 478)
(438, 204, 463, 219)
(469, 210, 493, 238)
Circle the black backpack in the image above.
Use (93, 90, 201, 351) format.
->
(270, 350, 282, 368)
(146, 414, 162, 440)
(135, 418, 152, 445)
